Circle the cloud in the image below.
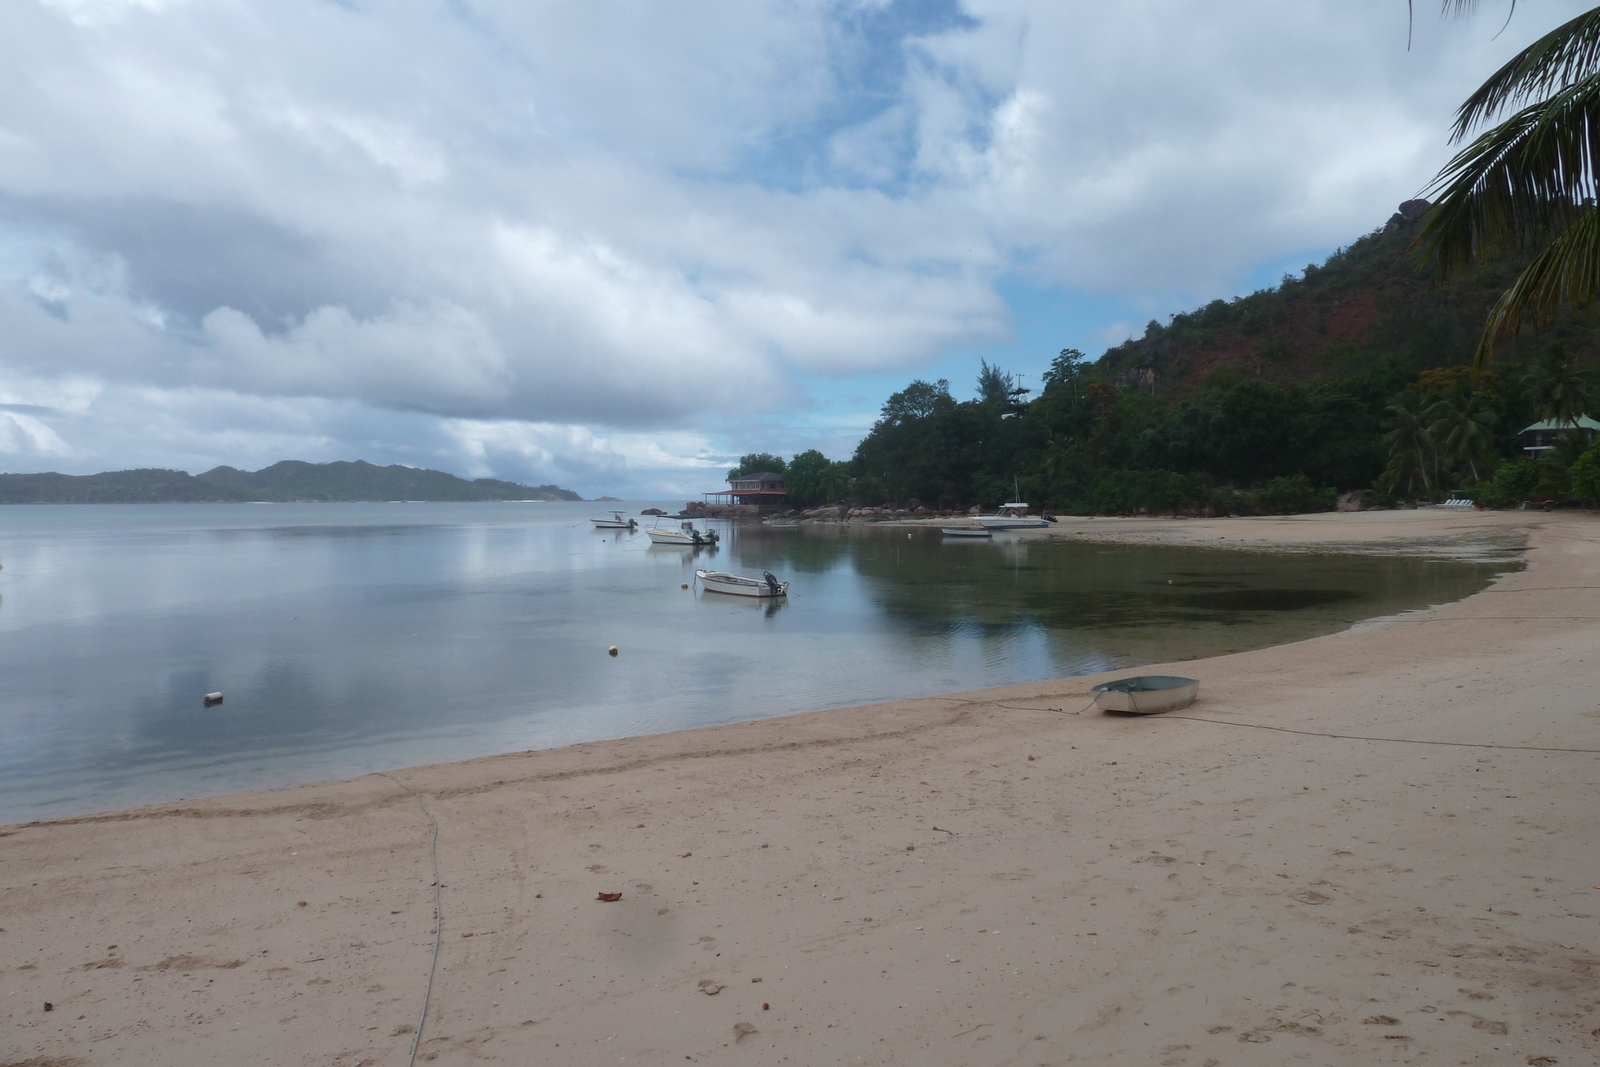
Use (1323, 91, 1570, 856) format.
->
(1, 0, 1589, 488)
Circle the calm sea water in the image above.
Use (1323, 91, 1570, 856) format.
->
(0, 502, 1517, 822)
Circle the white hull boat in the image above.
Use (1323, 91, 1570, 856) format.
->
(647, 523, 719, 546)
(976, 502, 1050, 530)
(696, 569, 788, 597)
(1090, 675, 1198, 714)
(941, 526, 992, 538)
(591, 510, 636, 529)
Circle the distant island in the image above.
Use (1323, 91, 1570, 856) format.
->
(0, 460, 583, 504)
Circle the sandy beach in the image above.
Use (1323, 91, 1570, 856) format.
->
(4, 508, 1598, 1067)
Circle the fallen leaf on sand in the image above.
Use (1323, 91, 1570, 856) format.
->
(698, 980, 723, 995)
(597, 892, 622, 902)
(681, 852, 692, 858)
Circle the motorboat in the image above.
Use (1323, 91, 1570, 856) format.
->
(1090, 675, 1198, 714)
(975, 476, 1053, 529)
(976, 503, 1051, 530)
(646, 522, 719, 546)
(696, 569, 788, 598)
(591, 510, 637, 530)
(941, 526, 992, 538)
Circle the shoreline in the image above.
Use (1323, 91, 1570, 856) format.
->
(5, 509, 1597, 1065)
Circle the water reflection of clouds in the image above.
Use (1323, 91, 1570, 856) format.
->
(0, 505, 1517, 822)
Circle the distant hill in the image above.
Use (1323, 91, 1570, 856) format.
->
(0, 460, 582, 503)
(1095, 199, 1580, 397)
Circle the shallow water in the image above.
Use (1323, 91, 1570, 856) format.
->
(0, 502, 1518, 822)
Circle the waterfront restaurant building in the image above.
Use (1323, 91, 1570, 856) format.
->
(704, 471, 787, 508)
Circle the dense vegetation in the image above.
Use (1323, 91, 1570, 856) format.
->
(0, 460, 581, 504)
(778, 207, 1600, 514)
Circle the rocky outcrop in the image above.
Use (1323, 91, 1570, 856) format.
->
(1384, 198, 1431, 232)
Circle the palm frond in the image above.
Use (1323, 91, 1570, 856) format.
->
(1421, 75, 1600, 274)
(1450, 7, 1600, 138)
(1472, 205, 1600, 371)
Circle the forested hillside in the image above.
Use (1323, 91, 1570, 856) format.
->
(0, 460, 581, 503)
(822, 203, 1600, 514)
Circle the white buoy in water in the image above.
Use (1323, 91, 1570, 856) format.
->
(608, 646, 618, 657)
(203, 692, 224, 707)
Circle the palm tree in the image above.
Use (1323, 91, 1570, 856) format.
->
(1523, 344, 1594, 425)
(1418, 3, 1600, 372)
(1382, 389, 1436, 494)
(1042, 435, 1083, 483)
(1426, 390, 1498, 483)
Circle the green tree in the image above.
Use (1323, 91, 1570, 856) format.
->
(1523, 344, 1594, 425)
(1420, 4, 1600, 370)
(1040, 348, 1088, 403)
(1539, 428, 1592, 496)
(976, 360, 1030, 410)
(1382, 389, 1435, 495)
(1469, 454, 1542, 507)
(1571, 441, 1600, 501)
(879, 379, 954, 425)
(1427, 389, 1498, 484)
(783, 449, 847, 508)
(726, 452, 787, 481)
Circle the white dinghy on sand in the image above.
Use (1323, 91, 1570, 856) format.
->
(1090, 675, 1198, 714)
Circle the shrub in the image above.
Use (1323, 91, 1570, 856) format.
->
(1572, 444, 1600, 504)
(1469, 456, 1542, 509)
(1253, 474, 1334, 514)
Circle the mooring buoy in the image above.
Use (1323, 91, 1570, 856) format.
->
(203, 692, 224, 707)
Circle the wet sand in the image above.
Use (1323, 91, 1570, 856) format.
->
(4, 509, 1598, 1066)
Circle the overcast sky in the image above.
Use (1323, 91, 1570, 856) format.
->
(0, 0, 1584, 497)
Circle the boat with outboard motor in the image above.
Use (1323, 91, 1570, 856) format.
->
(976, 503, 1051, 530)
(646, 522, 719, 546)
(973, 476, 1052, 529)
(591, 511, 637, 529)
(696, 569, 788, 598)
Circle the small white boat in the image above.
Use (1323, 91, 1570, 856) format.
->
(1089, 675, 1198, 714)
(941, 526, 992, 538)
(646, 522, 719, 546)
(591, 510, 636, 529)
(696, 569, 788, 597)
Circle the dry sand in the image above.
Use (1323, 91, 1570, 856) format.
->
(4, 509, 1598, 1067)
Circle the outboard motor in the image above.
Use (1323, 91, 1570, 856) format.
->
(763, 571, 781, 595)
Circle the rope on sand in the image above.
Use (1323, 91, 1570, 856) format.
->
(993, 699, 1098, 716)
(376, 773, 443, 1067)
(1159, 715, 1600, 754)
(990, 700, 1600, 754)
